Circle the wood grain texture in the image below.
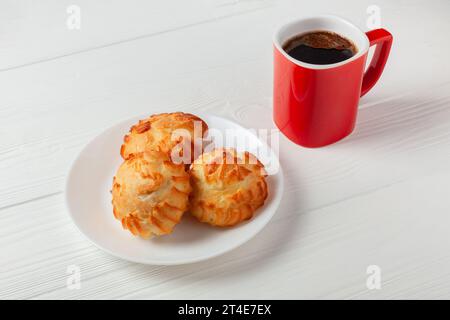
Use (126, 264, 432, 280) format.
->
(1, 0, 450, 299)
(0, 0, 273, 71)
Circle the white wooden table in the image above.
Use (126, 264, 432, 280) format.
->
(1, 0, 450, 299)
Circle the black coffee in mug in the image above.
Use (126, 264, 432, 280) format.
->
(283, 31, 357, 65)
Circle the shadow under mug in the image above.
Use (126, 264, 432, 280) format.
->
(273, 15, 393, 148)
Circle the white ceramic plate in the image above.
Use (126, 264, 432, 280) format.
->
(66, 113, 283, 265)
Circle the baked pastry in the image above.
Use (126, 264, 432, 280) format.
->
(120, 112, 208, 165)
(112, 150, 191, 238)
(189, 148, 268, 227)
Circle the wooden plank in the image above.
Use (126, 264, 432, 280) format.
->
(1, 169, 450, 299)
(0, 0, 272, 70)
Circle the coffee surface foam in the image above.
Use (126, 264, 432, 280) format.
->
(284, 31, 357, 54)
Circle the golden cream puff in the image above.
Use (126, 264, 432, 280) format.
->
(120, 112, 208, 165)
(112, 150, 191, 238)
(189, 148, 268, 227)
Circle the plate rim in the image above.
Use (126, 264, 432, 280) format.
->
(65, 113, 284, 265)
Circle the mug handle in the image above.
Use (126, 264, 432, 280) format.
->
(360, 28, 393, 97)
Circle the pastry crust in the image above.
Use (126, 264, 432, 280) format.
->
(189, 148, 268, 227)
(112, 150, 191, 238)
(120, 112, 208, 165)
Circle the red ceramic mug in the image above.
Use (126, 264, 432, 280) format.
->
(273, 15, 393, 147)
